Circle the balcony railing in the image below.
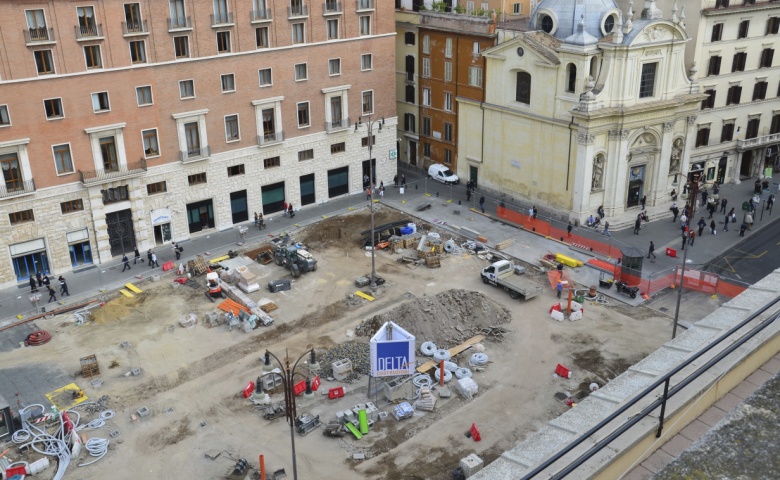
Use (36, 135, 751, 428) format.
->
(324, 0, 343, 14)
(736, 132, 780, 151)
(79, 160, 147, 185)
(288, 4, 309, 18)
(356, 0, 375, 11)
(211, 12, 234, 26)
(23, 27, 55, 44)
(180, 145, 211, 163)
(0, 179, 36, 199)
(250, 8, 273, 22)
(326, 117, 350, 132)
(122, 20, 148, 35)
(167, 16, 192, 31)
(257, 131, 285, 146)
(75, 23, 103, 39)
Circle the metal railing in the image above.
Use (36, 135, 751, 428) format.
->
(122, 20, 148, 35)
(250, 9, 273, 21)
(24, 27, 55, 44)
(288, 4, 309, 17)
(326, 117, 350, 132)
(75, 23, 103, 39)
(79, 159, 147, 185)
(257, 131, 285, 146)
(211, 12, 234, 26)
(356, 0, 375, 10)
(324, 0, 342, 13)
(167, 16, 192, 30)
(179, 145, 210, 162)
(0, 179, 36, 199)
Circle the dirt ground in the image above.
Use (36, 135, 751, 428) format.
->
(0, 208, 673, 480)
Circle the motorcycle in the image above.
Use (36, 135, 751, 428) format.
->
(614, 280, 639, 299)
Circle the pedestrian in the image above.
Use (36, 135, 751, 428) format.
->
(36, 271, 43, 287)
(567, 221, 573, 238)
(740, 222, 747, 236)
(762, 179, 769, 191)
(697, 217, 706, 236)
(647, 241, 656, 259)
(671, 189, 678, 201)
(681, 230, 688, 250)
(122, 253, 131, 271)
(556, 281, 563, 299)
(466, 188, 472, 202)
(366, 187, 371, 201)
(282, 201, 289, 216)
(598, 205, 605, 219)
(147, 249, 153, 265)
(258, 212, 264, 229)
(393, 174, 398, 187)
(601, 221, 611, 237)
(689, 231, 696, 245)
(680, 213, 688, 227)
(745, 212, 753, 229)
(151, 251, 159, 268)
(723, 214, 729, 232)
(701, 190, 708, 206)
(173, 243, 181, 261)
(133, 245, 141, 264)
(42, 275, 50, 288)
(29, 276, 38, 293)
(727, 207, 736, 223)
(720, 198, 727, 214)
(59, 276, 69, 296)
(254, 212, 258, 226)
(363, 174, 369, 187)
(379, 185, 384, 198)
(754, 179, 761, 195)
(768, 194, 775, 210)
(634, 216, 641, 235)
(401, 174, 406, 187)
(533, 206, 538, 219)
(287, 203, 295, 218)
(47, 285, 57, 303)
(640, 195, 646, 210)
(671, 205, 679, 223)
(707, 202, 715, 219)
(479, 195, 485, 213)
(710, 219, 717, 235)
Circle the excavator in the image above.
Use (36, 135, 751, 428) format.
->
(205, 271, 227, 302)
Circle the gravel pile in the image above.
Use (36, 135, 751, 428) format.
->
(318, 342, 371, 382)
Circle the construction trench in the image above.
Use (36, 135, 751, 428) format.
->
(0, 205, 673, 480)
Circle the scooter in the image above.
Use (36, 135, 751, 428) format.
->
(614, 280, 639, 299)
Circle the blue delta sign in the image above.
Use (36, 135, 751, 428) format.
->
(370, 321, 416, 377)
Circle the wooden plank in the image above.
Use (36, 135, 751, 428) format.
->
(416, 334, 486, 373)
(125, 283, 143, 294)
(209, 255, 230, 264)
(354, 291, 375, 302)
(119, 289, 134, 298)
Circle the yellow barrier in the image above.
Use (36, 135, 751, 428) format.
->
(555, 253, 583, 268)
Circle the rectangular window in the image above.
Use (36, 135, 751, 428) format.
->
(297, 102, 310, 127)
(0, 105, 9, 126)
(129, 40, 146, 64)
(53, 144, 74, 174)
(174, 36, 189, 58)
(753, 81, 768, 101)
(361, 135, 375, 147)
(327, 19, 339, 40)
(188, 172, 207, 185)
(731, 52, 746, 72)
(422, 58, 430, 77)
(125, 3, 143, 32)
(760, 48, 774, 68)
(444, 92, 453, 111)
(26, 9, 47, 31)
(142, 129, 160, 157)
(738, 20, 750, 39)
(294, 63, 307, 81)
(444, 149, 452, 164)
(359, 16, 371, 36)
(329, 58, 341, 76)
(422, 116, 431, 136)
(708, 55, 722, 76)
(44, 98, 64, 118)
(404, 113, 415, 133)
(184, 122, 201, 156)
(423, 142, 431, 157)
(99, 136, 118, 170)
(727, 85, 742, 105)
(84, 45, 102, 69)
(361, 53, 373, 71)
(444, 61, 452, 82)
(746, 118, 760, 139)
(263, 156, 280, 168)
(292, 23, 305, 44)
(362, 91, 373, 115)
(767, 17, 780, 35)
(468, 66, 483, 87)
(9, 209, 35, 225)
(225, 114, 239, 141)
(179, 80, 195, 98)
(217, 31, 231, 53)
(92, 92, 110, 112)
(445, 38, 453, 58)
(405, 85, 415, 103)
(34, 50, 55, 75)
(444, 122, 453, 141)
(701, 89, 715, 110)
(639, 62, 657, 98)
(213, 0, 229, 23)
(60, 199, 84, 214)
(170, 0, 187, 26)
(473, 41, 480, 54)
(770, 113, 780, 134)
(422, 88, 431, 106)
(1, 153, 22, 191)
(77, 6, 98, 36)
(696, 126, 710, 147)
(100, 186, 129, 204)
(298, 149, 314, 161)
(227, 164, 245, 176)
(720, 123, 735, 142)
(405, 31, 415, 45)
(258, 68, 272, 86)
(331, 142, 345, 154)
(136, 86, 153, 106)
(256, 27, 269, 48)
(423, 34, 430, 54)
(221, 73, 235, 92)
(146, 181, 167, 195)
(711, 23, 723, 42)
(513, 2, 522, 14)
(715, 0, 729, 7)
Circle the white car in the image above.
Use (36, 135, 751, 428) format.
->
(427, 164, 460, 185)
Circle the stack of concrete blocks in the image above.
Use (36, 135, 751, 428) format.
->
(383, 377, 415, 402)
(415, 387, 437, 412)
(235, 266, 260, 293)
(456, 377, 479, 400)
(332, 359, 353, 381)
(336, 409, 357, 425)
(365, 402, 378, 422)
(203, 311, 223, 328)
(261, 368, 283, 391)
(460, 454, 484, 478)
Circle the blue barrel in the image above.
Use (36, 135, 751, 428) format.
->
(400, 226, 413, 235)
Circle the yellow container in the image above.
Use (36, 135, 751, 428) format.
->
(555, 253, 583, 268)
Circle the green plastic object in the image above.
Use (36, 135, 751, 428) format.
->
(574, 295, 584, 303)
(358, 409, 369, 434)
(344, 421, 362, 439)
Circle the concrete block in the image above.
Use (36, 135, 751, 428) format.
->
(383, 378, 415, 402)
(151, 274, 160, 282)
(136, 407, 150, 417)
(332, 359, 353, 381)
(551, 310, 565, 322)
(569, 311, 583, 322)
(460, 454, 484, 478)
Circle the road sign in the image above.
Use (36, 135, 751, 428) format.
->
(389, 148, 397, 160)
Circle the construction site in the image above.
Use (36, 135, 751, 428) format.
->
(0, 205, 677, 480)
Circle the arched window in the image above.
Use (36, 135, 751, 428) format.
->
(589, 57, 599, 79)
(516, 71, 531, 104)
(566, 64, 577, 93)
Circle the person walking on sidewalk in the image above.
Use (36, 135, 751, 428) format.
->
(59, 276, 69, 296)
(701, 190, 708, 206)
(122, 253, 131, 271)
(601, 221, 611, 237)
(681, 229, 689, 250)
(689, 230, 696, 246)
(133, 245, 141, 264)
(479, 196, 485, 213)
(740, 222, 748, 236)
(671, 204, 679, 223)
(173, 243, 181, 261)
(556, 281, 563, 299)
(151, 251, 159, 268)
(532, 206, 538, 219)
(710, 219, 717, 235)
(466, 188, 472, 202)
(723, 213, 729, 232)
(634, 216, 642, 235)
(597, 205, 605, 219)
(29, 276, 38, 293)
(401, 174, 406, 188)
(47, 285, 57, 303)
(147, 249, 153, 265)
(567, 221, 573, 238)
(36, 271, 43, 287)
(697, 217, 706, 236)
(720, 198, 728, 214)
(640, 195, 647, 210)
(647, 241, 656, 259)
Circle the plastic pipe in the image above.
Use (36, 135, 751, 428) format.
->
(259, 454, 265, 480)
(439, 360, 445, 386)
(358, 410, 369, 435)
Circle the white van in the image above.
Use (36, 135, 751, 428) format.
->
(427, 164, 460, 185)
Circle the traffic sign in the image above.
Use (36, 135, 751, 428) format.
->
(389, 148, 397, 160)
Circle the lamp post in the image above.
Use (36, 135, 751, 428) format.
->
(656, 171, 699, 438)
(355, 116, 384, 293)
(260, 348, 318, 480)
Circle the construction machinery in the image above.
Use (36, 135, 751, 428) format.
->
(322, 422, 347, 438)
(295, 414, 320, 436)
(205, 271, 227, 302)
(261, 402, 286, 421)
(481, 260, 543, 301)
(273, 245, 317, 278)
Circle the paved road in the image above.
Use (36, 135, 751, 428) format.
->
(705, 216, 780, 284)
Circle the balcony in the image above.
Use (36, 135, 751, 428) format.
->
(250, 9, 273, 22)
(179, 145, 211, 163)
(23, 27, 55, 45)
(75, 24, 104, 40)
(326, 117, 350, 133)
(736, 132, 780, 152)
(324, 0, 343, 14)
(167, 16, 192, 31)
(211, 12, 234, 27)
(0, 180, 36, 199)
(356, 0, 375, 11)
(122, 20, 149, 36)
(288, 4, 309, 18)
(257, 131, 285, 146)
(79, 160, 147, 185)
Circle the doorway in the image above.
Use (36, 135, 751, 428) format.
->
(362, 159, 376, 186)
(230, 190, 249, 224)
(186, 199, 215, 233)
(409, 141, 417, 166)
(300, 174, 315, 206)
(153, 223, 172, 245)
(469, 166, 479, 188)
(627, 165, 645, 208)
(261, 182, 285, 213)
(716, 156, 727, 185)
(740, 151, 753, 179)
(11, 250, 49, 282)
(327, 167, 349, 198)
(106, 209, 136, 257)
(69, 242, 93, 268)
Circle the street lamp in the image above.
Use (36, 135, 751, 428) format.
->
(260, 349, 318, 480)
(355, 116, 385, 293)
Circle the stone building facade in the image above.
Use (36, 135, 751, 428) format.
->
(0, 0, 396, 287)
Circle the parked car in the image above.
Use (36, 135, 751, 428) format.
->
(427, 164, 460, 185)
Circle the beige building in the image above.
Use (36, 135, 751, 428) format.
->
(0, 0, 396, 287)
(458, 0, 705, 222)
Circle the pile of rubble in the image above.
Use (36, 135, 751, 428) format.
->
(318, 342, 371, 381)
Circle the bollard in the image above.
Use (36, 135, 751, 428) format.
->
(259, 454, 266, 480)
(440, 360, 445, 386)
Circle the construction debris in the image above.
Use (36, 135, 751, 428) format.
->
(415, 387, 437, 412)
(391, 402, 414, 421)
(187, 255, 210, 276)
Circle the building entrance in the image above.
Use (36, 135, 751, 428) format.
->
(106, 209, 136, 257)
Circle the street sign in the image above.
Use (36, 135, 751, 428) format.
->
(389, 148, 397, 160)
(742, 201, 751, 212)
(369, 321, 415, 377)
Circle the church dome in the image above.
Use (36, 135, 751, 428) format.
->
(530, 0, 621, 45)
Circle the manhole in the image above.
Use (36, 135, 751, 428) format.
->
(659, 307, 668, 312)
